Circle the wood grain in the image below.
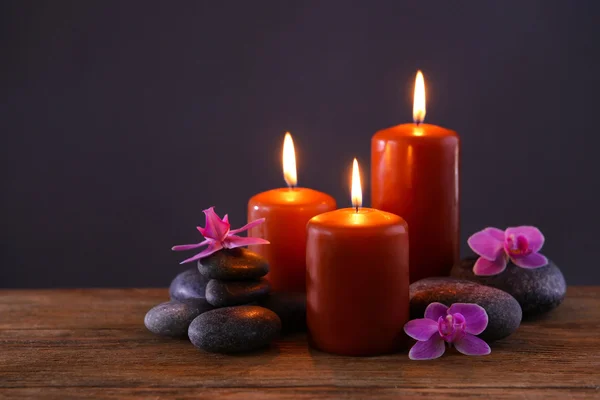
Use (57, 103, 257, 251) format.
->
(0, 287, 599, 399)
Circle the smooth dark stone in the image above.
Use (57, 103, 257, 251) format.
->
(144, 299, 213, 338)
(410, 277, 522, 342)
(198, 248, 269, 281)
(451, 257, 567, 317)
(188, 306, 281, 353)
(205, 278, 270, 307)
(169, 268, 209, 301)
(259, 292, 306, 333)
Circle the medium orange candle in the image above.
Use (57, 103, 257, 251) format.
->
(306, 159, 409, 356)
(372, 71, 459, 283)
(248, 133, 336, 293)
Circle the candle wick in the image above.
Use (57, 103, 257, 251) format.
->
(355, 205, 359, 213)
(414, 120, 422, 126)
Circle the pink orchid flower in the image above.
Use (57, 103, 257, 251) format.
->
(172, 207, 269, 264)
(404, 302, 491, 360)
(468, 226, 548, 276)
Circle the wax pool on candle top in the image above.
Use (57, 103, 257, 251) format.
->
(371, 71, 459, 283)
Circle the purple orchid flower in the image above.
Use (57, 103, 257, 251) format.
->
(172, 207, 270, 264)
(468, 226, 548, 276)
(404, 302, 491, 360)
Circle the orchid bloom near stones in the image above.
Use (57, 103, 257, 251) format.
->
(404, 302, 491, 360)
(172, 207, 269, 264)
(468, 226, 548, 276)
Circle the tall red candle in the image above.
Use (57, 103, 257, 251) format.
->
(307, 159, 409, 356)
(371, 71, 459, 283)
(248, 133, 336, 293)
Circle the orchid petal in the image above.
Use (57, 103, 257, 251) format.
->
(447, 303, 488, 335)
(229, 218, 266, 235)
(201, 207, 230, 240)
(506, 226, 545, 253)
(404, 318, 439, 341)
(180, 243, 223, 264)
(171, 239, 210, 252)
(473, 255, 508, 276)
(484, 227, 505, 241)
(511, 252, 548, 269)
(172, 208, 269, 265)
(454, 334, 491, 356)
(424, 302, 448, 322)
(408, 335, 446, 360)
(467, 230, 504, 261)
(224, 235, 270, 249)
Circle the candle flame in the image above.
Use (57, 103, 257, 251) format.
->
(351, 158, 362, 210)
(413, 70, 426, 124)
(283, 132, 297, 187)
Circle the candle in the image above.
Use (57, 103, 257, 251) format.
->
(306, 159, 409, 356)
(247, 133, 336, 293)
(371, 71, 459, 283)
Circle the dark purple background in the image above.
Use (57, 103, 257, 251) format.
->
(1, 1, 598, 287)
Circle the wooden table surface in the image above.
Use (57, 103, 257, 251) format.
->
(0, 287, 599, 399)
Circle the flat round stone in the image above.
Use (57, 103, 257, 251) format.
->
(198, 248, 269, 281)
(169, 268, 209, 301)
(410, 277, 522, 342)
(205, 278, 270, 307)
(144, 299, 213, 338)
(188, 305, 281, 353)
(451, 257, 567, 317)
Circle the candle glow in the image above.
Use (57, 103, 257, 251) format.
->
(283, 132, 297, 187)
(413, 70, 426, 124)
(351, 158, 362, 210)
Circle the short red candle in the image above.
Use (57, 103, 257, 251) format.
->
(306, 159, 409, 356)
(371, 71, 459, 283)
(248, 133, 336, 293)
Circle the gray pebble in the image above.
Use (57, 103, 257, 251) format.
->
(188, 306, 281, 353)
(451, 257, 567, 317)
(144, 299, 213, 338)
(169, 268, 209, 301)
(410, 277, 522, 342)
(205, 278, 270, 307)
(198, 248, 269, 280)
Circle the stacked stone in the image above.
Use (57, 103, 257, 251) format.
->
(200, 248, 271, 307)
(189, 247, 279, 353)
(145, 247, 306, 353)
(144, 268, 212, 339)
